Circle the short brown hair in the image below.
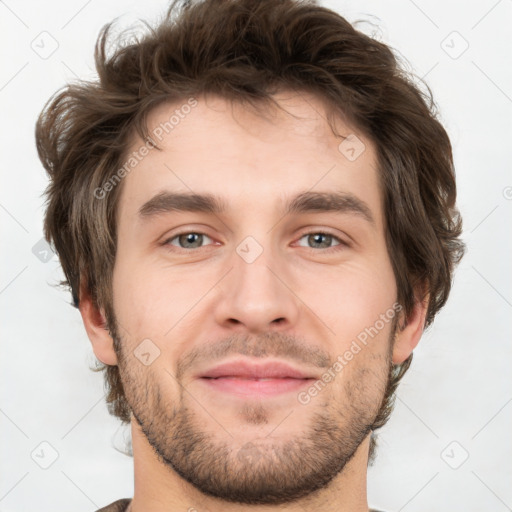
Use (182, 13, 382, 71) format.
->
(35, 0, 465, 462)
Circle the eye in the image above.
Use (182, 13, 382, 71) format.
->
(162, 230, 349, 252)
(295, 231, 347, 251)
(164, 232, 214, 250)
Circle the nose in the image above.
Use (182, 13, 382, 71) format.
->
(213, 243, 300, 334)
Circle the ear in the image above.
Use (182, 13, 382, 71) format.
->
(78, 280, 118, 366)
(392, 286, 429, 365)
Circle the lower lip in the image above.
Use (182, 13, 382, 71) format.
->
(199, 377, 313, 397)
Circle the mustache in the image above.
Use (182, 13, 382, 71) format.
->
(175, 332, 331, 381)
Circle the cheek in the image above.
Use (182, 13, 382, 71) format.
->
(112, 255, 161, 341)
(112, 254, 209, 344)
(301, 259, 397, 341)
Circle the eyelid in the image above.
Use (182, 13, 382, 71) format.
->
(162, 227, 351, 252)
(161, 229, 216, 249)
(294, 229, 350, 251)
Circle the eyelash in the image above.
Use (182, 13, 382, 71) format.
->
(162, 230, 349, 253)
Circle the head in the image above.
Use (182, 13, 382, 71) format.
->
(36, 0, 465, 504)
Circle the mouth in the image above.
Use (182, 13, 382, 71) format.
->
(200, 376, 314, 397)
(197, 359, 317, 397)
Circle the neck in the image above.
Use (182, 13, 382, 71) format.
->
(128, 418, 371, 512)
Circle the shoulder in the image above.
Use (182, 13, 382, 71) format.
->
(95, 498, 132, 512)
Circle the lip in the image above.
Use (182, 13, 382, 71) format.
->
(200, 376, 313, 397)
(198, 359, 316, 379)
(196, 359, 316, 398)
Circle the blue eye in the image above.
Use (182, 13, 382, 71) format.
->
(162, 231, 348, 252)
(296, 232, 345, 251)
(165, 232, 214, 249)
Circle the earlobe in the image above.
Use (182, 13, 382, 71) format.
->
(78, 282, 118, 366)
(392, 291, 429, 365)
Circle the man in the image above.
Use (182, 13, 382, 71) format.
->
(35, 0, 465, 510)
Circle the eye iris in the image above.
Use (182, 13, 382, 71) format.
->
(180, 233, 202, 248)
(309, 233, 331, 248)
(174, 233, 337, 249)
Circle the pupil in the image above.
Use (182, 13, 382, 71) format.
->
(181, 233, 201, 247)
(311, 233, 329, 247)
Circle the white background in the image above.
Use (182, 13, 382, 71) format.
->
(1, 0, 511, 510)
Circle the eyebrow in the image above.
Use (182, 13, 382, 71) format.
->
(137, 190, 375, 225)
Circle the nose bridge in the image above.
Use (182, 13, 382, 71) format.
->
(214, 233, 299, 333)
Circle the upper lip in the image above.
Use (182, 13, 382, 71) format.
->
(198, 359, 316, 379)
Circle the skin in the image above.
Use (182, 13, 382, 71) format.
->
(79, 91, 427, 512)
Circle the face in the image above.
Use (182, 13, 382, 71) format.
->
(109, 91, 399, 504)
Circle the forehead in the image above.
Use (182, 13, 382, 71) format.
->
(117, 91, 382, 225)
